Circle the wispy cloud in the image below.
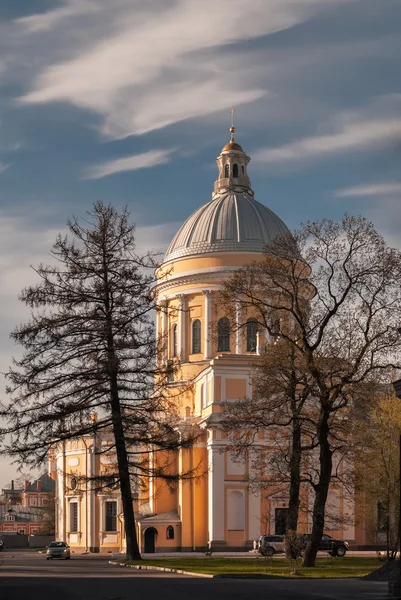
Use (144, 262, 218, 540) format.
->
(334, 182, 401, 198)
(0, 162, 11, 174)
(16, 0, 101, 32)
(253, 117, 401, 164)
(83, 149, 174, 180)
(18, 0, 353, 138)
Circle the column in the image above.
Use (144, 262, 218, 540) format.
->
(208, 443, 226, 548)
(235, 302, 242, 354)
(178, 294, 187, 361)
(203, 290, 212, 360)
(56, 444, 66, 542)
(256, 330, 267, 355)
(248, 461, 262, 543)
(161, 301, 168, 363)
(88, 443, 96, 551)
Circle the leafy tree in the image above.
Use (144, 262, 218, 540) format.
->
(353, 388, 401, 560)
(221, 215, 401, 566)
(0, 202, 195, 560)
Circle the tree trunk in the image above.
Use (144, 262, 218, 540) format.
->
(110, 389, 141, 560)
(103, 252, 141, 561)
(286, 419, 302, 559)
(302, 408, 332, 567)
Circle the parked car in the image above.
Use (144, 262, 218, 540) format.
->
(301, 533, 349, 557)
(258, 533, 349, 558)
(258, 535, 285, 557)
(46, 541, 71, 560)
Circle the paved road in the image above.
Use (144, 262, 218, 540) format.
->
(0, 552, 391, 600)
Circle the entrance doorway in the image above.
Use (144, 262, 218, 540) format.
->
(144, 527, 157, 553)
(275, 508, 288, 535)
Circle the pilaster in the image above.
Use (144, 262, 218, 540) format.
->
(177, 294, 187, 362)
(235, 302, 242, 355)
(208, 441, 226, 547)
(203, 290, 212, 360)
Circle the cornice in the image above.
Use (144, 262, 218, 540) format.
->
(154, 267, 237, 296)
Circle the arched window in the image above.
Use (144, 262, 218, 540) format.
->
(166, 525, 174, 540)
(217, 317, 230, 352)
(241, 165, 245, 175)
(246, 319, 258, 352)
(172, 324, 177, 357)
(192, 319, 201, 354)
(224, 164, 229, 178)
(233, 163, 238, 178)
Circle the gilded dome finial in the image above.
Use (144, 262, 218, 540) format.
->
(221, 107, 244, 152)
(230, 106, 235, 142)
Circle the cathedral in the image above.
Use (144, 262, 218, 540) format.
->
(52, 127, 362, 554)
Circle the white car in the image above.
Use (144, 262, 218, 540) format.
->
(46, 541, 71, 560)
(258, 535, 285, 557)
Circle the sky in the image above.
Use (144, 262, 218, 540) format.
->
(0, 0, 400, 487)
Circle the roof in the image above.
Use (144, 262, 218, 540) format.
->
(0, 506, 44, 522)
(138, 510, 181, 524)
(163, 191, 290, 263)
(25, 473, 55, 493)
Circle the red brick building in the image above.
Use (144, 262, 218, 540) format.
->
(22, 473, 55, 508)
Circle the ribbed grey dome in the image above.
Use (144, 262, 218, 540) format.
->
(163, 191, 290, 263)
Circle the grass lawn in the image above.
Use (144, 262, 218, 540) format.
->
(121, 556, 381, 578)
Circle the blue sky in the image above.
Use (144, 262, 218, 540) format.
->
(0, 0, 400, 487)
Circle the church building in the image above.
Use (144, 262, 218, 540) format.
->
(52, 127, 361, 554)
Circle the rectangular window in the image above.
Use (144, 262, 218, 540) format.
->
(105, 501, 117, 532)
(70, 502, 78, 533)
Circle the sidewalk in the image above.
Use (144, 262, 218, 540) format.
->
(111, 550, 381, 559)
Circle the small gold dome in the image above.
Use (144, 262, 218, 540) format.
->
(222, 141, 244, 152)
(222, 126, 244, 152)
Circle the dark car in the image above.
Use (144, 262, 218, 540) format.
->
(302, 533, 349, 557)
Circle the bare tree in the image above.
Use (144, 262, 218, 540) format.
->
(38, 491, 56, 535)
(0, 202, 196, 560)
(221, 215, 401, 566)
(220, 341, 317, 543)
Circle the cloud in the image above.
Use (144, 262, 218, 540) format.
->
(0, 162, 11, 174)
(16, 0, 101, 33)
(334, 182, 401, 198)
(83, 149, 175, 179)
(18, 0, 353, 138)
(253, 117, 401, 164)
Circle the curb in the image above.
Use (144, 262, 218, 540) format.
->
(109, 560, 214, 578)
